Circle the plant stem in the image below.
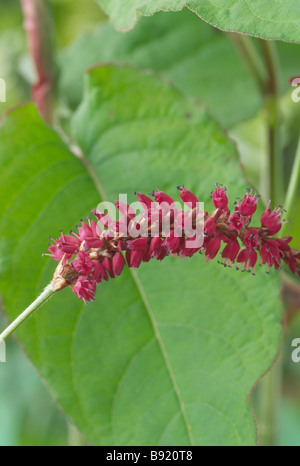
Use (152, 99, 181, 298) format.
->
(282, 136, 300, 235)
(255, 40, 285, 447)
(228, 33, 266, 97)
(230, 35, 286, 446)
(257, 351, 282, 446)
(21, 0, 57, 124)
(0, 283, 55, 342)
(229, 35, 284, 205)
(260, 40, 284, 205)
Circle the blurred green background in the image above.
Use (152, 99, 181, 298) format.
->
(0, 0, 105, 446)
(0, 0, 300, 446)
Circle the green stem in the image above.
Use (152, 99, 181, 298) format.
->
(256, 40, 284, 447)
(230, 35, 284, 205)
(228, 33, 266, 97)
(257, 352, 282, 446)
(264, 142, 300, 445)
(0, 283, 55, 342)
(282, 137, 300, 235)
(230, 35, 286, 446)
(260, 40, 284, 205)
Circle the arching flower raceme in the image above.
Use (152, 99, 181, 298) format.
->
(46, 185, 300, 303)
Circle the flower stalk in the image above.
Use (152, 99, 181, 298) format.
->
(0, 283, 55, 343)
(282, 136, 300, 235)
(1, 184, 299, 343)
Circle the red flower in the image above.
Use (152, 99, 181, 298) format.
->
(72, 276, 97, 303)
(221, 237, 240, 264)
(126, 250, 144, 269)
(211, 184, 228, 210)
(162, 230, 184, 255)
(127, 237, 149, 250)
(102, 257, 114, 278)
(153, 190, 175, 206)
(237, 248, 258, 273)
(149, 236, 168, 261)
(243, 228, 259, 249)
(71, 251, 94, 275)
(135, 192, 153, 211)
(204, 217, 216, 236)
(92, 208, 115, 230)
(228, 211, 244, 231)
(92, 261, 109, 283)
(260, 202, 283, 235)
(77, 220, 103, 248)
(112, 251, 126, 276)
(177, 186, 199, 209)
(179, 234, 202, 258)
(46, 246, 71, 262)
(260, 240, 281, 272)
(203, 236, 222, 262)
(55, 234, 80, 254)
(239, 190, 259, 217)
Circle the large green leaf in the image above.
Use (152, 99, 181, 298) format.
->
(58, 10, 261, 129)
(97, 1, 300, 43)
(58, 10, 300, 131)
(0, 65, 282, 445)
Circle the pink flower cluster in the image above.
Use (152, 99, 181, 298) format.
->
(46, 185, 300, 303)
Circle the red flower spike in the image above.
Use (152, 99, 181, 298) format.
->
(46, 184, 299, 303)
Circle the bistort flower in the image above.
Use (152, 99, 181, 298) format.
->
(46, 185, 300, 303)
